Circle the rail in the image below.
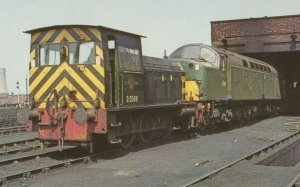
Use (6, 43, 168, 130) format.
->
(184, 130, 300, 186)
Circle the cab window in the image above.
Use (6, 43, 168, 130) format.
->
(39, 44, 60, 65)
(78, 42, 95, 64)
(200, 47, 216, 63)
(118, 46, 142, 72)
(69, 43, 78, 64)
(39, 42, 96, 66)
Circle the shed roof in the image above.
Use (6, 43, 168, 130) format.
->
(211, 14, 300, 23)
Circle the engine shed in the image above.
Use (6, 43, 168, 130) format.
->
(211, 14, 300, 114)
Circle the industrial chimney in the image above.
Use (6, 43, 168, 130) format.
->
(0, 68, 9, 97)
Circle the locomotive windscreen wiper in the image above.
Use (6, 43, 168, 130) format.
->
(191, 56, 205, 61)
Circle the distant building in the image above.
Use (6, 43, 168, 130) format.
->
(0, 68, 8, 97)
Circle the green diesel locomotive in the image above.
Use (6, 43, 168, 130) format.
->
(169, 43, 281, 127)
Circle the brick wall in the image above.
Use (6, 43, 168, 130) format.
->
(211, 15, 300, 53)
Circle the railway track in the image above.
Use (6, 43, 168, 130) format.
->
(1, 122, 297, 186)
(0, 124, 26, 135)
(0, 107, 18, 124)
(0, 107, 25, 135)
(0, 146, 82, 186)
(0, 130, 195, 186)
(184, 130, 300, 187)
(0, 138, 40, 156)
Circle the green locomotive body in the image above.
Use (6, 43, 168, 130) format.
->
(169, 44, 281, 125)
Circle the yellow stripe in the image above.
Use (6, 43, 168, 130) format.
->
(29, 67, 38, 78)
(100, 99, 105, 109)
(53, 29, 76, 43)
(34, 64, 66, 99)
(64, 64, 96, 98)
(73, 28, 91, 41)
(31, 32, 41, 44)
(92, 64, 105, 79)
(34, 63, 96, 102)
(63, 92, 78, 108)
(81, 65, 105, 94)
(34, 67, 96, 108)
(89, 28, 102, 41)
(40, 30, 56, 44)
(36, 73, 93, 109)
(54, 78, 89, 108)
(29, 67, 52, 92)
(29, 49, 35, 61)
(96, 45, 104, 60)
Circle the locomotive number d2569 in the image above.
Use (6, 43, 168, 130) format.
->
(126, 95, 139, 103)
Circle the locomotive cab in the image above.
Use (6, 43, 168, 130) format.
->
(169, 44, 224, 102)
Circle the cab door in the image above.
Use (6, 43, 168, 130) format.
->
(116, 46, 144, 107)
(106, 36, 144, 108)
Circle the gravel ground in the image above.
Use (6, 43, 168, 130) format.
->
(9, 116, 300, 187)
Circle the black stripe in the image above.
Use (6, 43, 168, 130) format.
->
(82, 28, 100, 42)
(86, 65, 105, 98)
(30, 67, 57, 95)
(32, 32, 48, 46)
(64, 72, 94, 102)
(67, 28, 81, 40)
(47, 29, 62, 43)
(37, 71, 66, 101)
(30, 45, 35, 52)
(69, 65, 98, 91)
(38, 71, 94, 103)
(69, 65, 104, 98)
(87, 65, 104, 83)
(29, 67, 45, 84)
(96, 42, 103, 49)
(57, 86, 85, 108)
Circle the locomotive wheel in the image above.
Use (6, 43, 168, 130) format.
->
(158, 114, 173, 139)
(203, 112, 211, 126)
(119, 115, 136, 149)
(242, 106, 251, 120)
(180, 117, 192, 133)
(139, 114, 156, 144)
(199, 123, 207, 134)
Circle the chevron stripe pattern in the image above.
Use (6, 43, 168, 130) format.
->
(28, 27, 105, 109)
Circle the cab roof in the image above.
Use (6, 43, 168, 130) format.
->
(24, 24, 146, 38)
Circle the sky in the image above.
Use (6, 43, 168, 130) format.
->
(0, 0, 300, 94)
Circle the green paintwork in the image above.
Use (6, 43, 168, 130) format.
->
(169, 44, 281, 102)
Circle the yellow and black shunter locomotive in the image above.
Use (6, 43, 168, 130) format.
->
(17, 25, 195, 151)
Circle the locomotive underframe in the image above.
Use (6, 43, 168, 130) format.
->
(196, 99, 282, 126)
(32, 103, 196, 151)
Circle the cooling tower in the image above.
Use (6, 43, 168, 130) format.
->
(0, 68, 9, 97)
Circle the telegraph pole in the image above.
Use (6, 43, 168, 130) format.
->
(16, 81, 20, 105)
(26, 75, 28, 95)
